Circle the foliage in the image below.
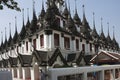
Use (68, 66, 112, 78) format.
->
(0, 0, 20, 11)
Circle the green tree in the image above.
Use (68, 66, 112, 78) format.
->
(0, 0, 20, 11)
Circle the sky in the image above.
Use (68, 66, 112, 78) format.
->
(0, 0, 120, 45)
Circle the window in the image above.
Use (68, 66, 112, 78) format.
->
(76, 39, 79, 50)
(56, 17, 60, 26)
(64, 37, 70, 49)
(63, 20, 65, 27)
(26, 41, 28, 51)
(40, 34, 44, 47)
(54, 33, 60, 47)
(17, 46, 19, 52)
(82, 44, 85, 51)
(33, 39, 36, 49)
(90, 43, 92, 51)
(95, 45, 98, 52)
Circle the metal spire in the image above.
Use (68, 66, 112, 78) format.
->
(101, 17, 103, 33)
(27, 8, 29, 21)
(9, 23, 11, 36)
(68, 0, 71, 14)
(22, 9, 25, 26)
(42, 0, 44, 10)
(93, 12, 95, 28)
(75, 0, 77, 13)
(1, 31, 3, 45)
(82, 5, 85, 20)
(113, 26, 115, 39)
(33, 0, 36, 18)
(15, 16, 18, 33)
(5, 27, 7, 41)
(107, 22, 109, 36)
(82, 4, 88, 25)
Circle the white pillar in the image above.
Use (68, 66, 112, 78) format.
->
(60, 36, 64, 50)
(22, 67, 26, 80)
(11, 68, 14, 79)
(83, 72, 87, 80)
(44, 34, 49, 50)
(22, 67, 31, 80)
(112, 69, 115, 79)
(49, 35, 54, 49)
(30, 67, 35, 80)
(100, 70, 104, 80)
(72, 40, 76, 51)
(17, 68, 20, 79)
(31, 65, 39, 80)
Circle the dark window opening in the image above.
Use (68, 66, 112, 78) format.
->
(54, 33, 60, 47)
(40, 34, 44, 47)
(64, 37, 70, 49)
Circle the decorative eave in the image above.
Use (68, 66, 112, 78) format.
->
(48, 48, 68, 66)
(18, 53, 33, 67)
(32, 50, 47, 66)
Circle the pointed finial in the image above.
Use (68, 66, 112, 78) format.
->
(93, 12, 95, 28)
(82, 5, 87, 21)
(5, 27, 7, 40)
(82, 5, 85, 17)
(32, 0, 37, 20)
(15, 16, 17, 32)
(27, 8, 30, 21)
(75, 0, 77, 13)
(22, 9, 24, 26)
(9, 23, 11, 35)
(113, 26, 115, 39)
(68, 0, 71, 13)
(1, 31, 3, 44)
(65, 0, 67, 7)
(101, 17, 103, 33)
(33, 0, 35, 12)
(42, 0, 44, 9)
(107, 22, 109, 36)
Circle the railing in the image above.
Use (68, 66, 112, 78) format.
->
(48, 65, 120, 80)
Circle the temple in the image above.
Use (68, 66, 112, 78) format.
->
(0, 0, 120, 80)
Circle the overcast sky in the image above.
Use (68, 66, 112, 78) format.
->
(0, 0, 120, 45)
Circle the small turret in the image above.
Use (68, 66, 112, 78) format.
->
(62, 1, 69, 19)
(91, 13, 99, 40)
(73, 0, 81, 25)
(38, 0, 45, 22)
(30, 0, 38, 34)
(99, 18, 106, 48)
(106, 22, 112, 48)
(8, 23, 13, 47)
(20, 9, 26, 40)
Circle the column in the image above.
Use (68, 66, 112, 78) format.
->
(11, 68, 14, 79)
(17, 67, 20, 79)
(83, 72, 87, 80)
(100, 70, 104, 80)
(22, 67, 31, 80)
(71, 37, 75, 51)
(112, 69, 115, 79)
(31, 65, 39, 80)
(44, 34, 49, 50)
(60, 34, 64, 50)
(30, 67, 35, 80)
(22, 67, 26, 80)
(49, 35, 54, 49)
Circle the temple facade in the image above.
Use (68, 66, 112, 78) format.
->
(0, 0, 119, 80)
